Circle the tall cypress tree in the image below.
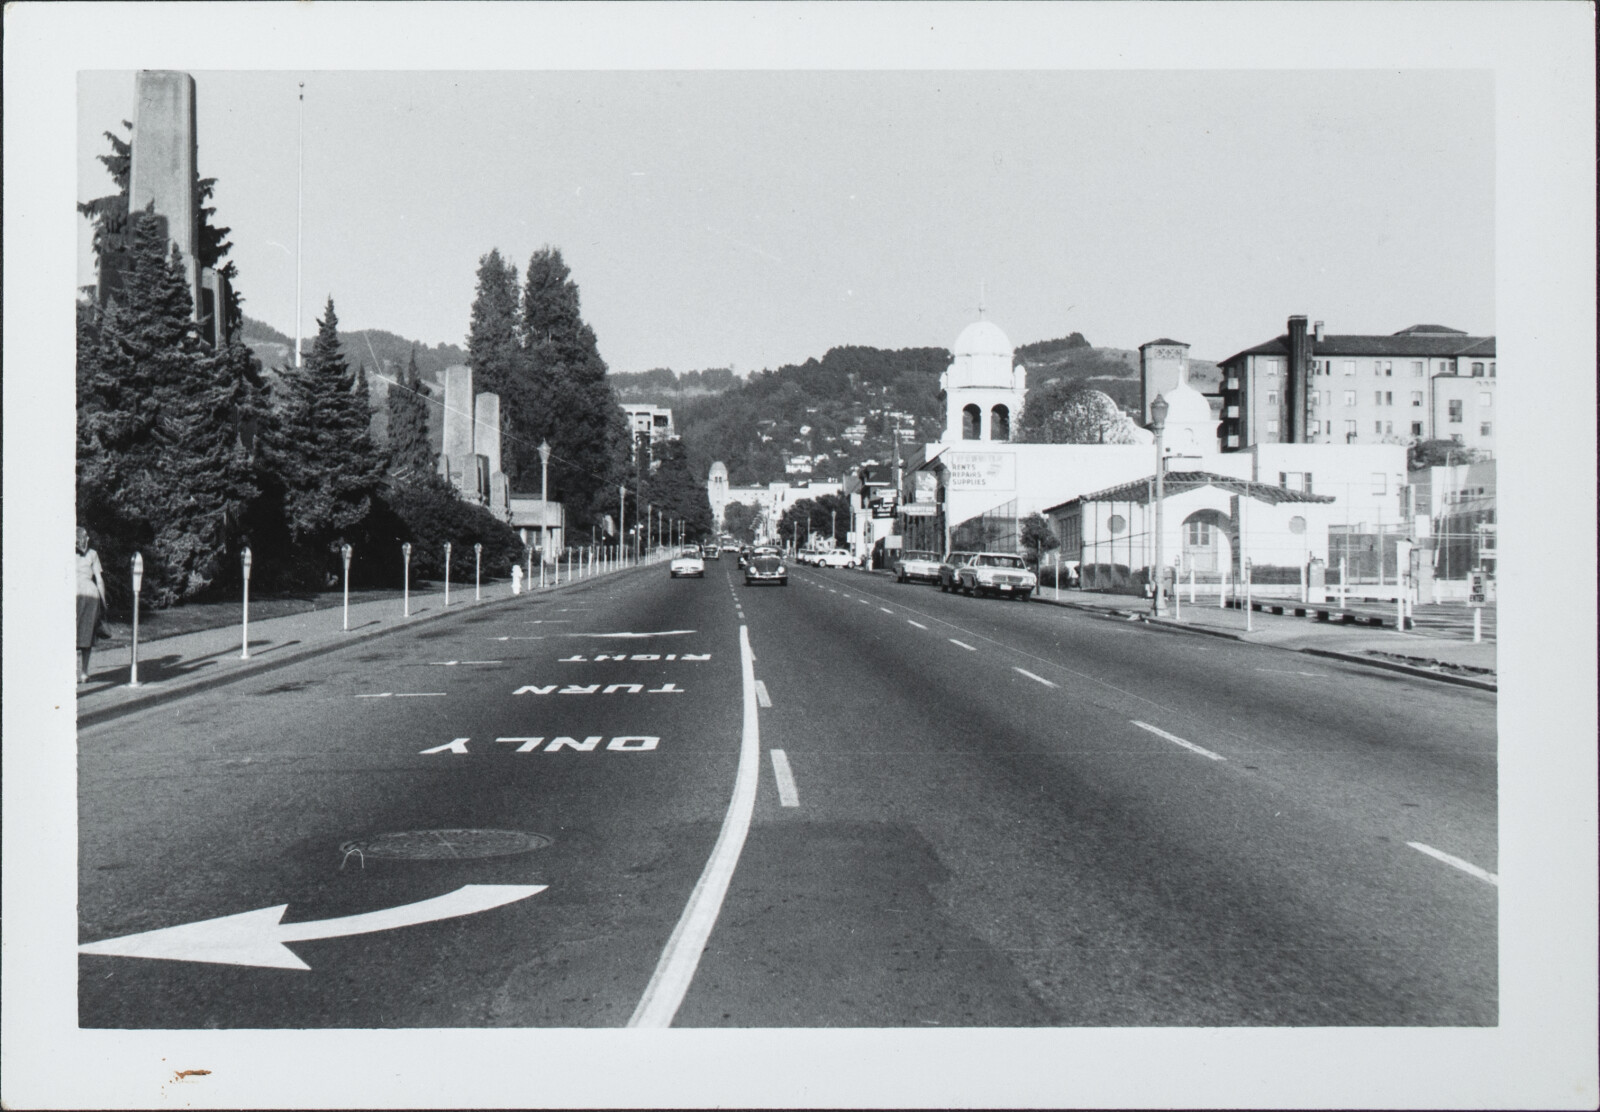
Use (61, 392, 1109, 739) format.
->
(386, 343, 434, 479)
(520, 246, 632, 526)
(465, 249, 526, 484)
(271, 297, 386, 581)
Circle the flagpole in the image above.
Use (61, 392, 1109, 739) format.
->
(295, 81, 304, 368)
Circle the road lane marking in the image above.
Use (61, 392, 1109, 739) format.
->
(1407, 842, 1499, 886)
(429, 660, 504, 666)
(770, 749, 799, 806)
(907, 620, 928, 630)
(1256, 667, 1327, 677)
(569, 630, 697, 638)
(1013, 667, 1057, 688)
(629, 625, 762, 1028)
(77, 885, 547, 970)
(1131, 721, 1225, 761)
(879, 606, 894, 614)
(395, 692, 446, 697)
(949, 639, 976, 651)
(755, 680, 772, 708)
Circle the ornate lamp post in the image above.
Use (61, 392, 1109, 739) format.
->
(618, 484, 628, 567)
(129, 552, 144, 687)
(1150, 394, 1169, 617)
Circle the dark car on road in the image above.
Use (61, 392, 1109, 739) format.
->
(744, 547, 788, 586)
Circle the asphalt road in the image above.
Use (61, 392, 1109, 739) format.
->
(78, 556, 1497, 1028)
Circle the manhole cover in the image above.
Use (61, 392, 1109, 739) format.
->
(339, 829, 553, 861)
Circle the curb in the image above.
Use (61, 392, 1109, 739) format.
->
(1299, 647, 1498, 692)
(75, 566, 642, 728)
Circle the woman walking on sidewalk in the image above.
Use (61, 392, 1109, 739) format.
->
(77, 526, 108, 683)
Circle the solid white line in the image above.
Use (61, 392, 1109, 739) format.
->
(1013, 667, 1057, 688)
(907, 619, 928, 630)
(755, 679, 772, 708)
(1407, 842, 1499, 886)
(1131, 720, 1226, 761)
(628, 625, 762, 1028)
(770, 749, 800, 807)
(355, 693, 392, 699)
(395, 692, 447, 698)
(949, 639, 976, 651)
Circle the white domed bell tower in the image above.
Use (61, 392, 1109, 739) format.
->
(940, 320, 1027, 443)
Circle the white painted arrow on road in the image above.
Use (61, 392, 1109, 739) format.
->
(77, 884, 546, 970)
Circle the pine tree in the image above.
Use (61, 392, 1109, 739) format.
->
(76, 209, 260, 605)
(519, 246, 632, 527)
(271, 297, 387, 582)
(386, 344, 435, 479)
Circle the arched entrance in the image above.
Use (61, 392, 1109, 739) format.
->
(1181, 508, 1231, 575)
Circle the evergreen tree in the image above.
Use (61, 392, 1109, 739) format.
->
(386, 343, 435, 479)
(270, 297, 386, 582)
(465, 250, 524, 485)
(520, 246, 632, 526)
(76, 210, 260, 605)
(641, 439, 714, 543)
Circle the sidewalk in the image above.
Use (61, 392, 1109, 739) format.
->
(76, 561, 651, 727)
(858, 568, 1496, 690)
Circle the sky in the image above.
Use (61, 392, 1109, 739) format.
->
(77, 67, 1495, 373)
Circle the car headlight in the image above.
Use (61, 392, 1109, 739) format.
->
(775, 564, 785, 574)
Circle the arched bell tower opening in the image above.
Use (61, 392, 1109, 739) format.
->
(990, 404, 1011, 442)
(962, 405, 982, 440)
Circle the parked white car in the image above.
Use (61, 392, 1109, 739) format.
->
(669, 545, 706, 578)
(817, 548, 855, 568)
(942, 552, 1037, 599)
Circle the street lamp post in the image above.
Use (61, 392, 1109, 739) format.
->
(474, 542, 482, 601)
(539, 440, 551, 589)
(401, 542, 412, 617)
(443, 541, 452, 607)
(1150, 394, 1169, 617)
(618, 484, 628, 568)
(239, 547, 253, 658)
(129, 552, 144, 687)
(340, 543, 352, 630)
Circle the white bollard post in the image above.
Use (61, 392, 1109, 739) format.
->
(129, 552, 144, 687)
(341, 544, 352, 630)
(474, 543, 482, 602)
(239, 547, 253, 659)
(444, 542, 452, 607)
(1473, 607, 1482, 644)
(402, 542, 412, 617)
(1244, 558, 1253, 633)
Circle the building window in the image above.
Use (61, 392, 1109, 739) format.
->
(1265, 391, 1278, 405)
(961, 404, 981, 439)
(1411, 361, 1425, 377)
(1480, 421, 1492, 437)
(1374, 421, 1383, 434)
(990, 404, 1011, 441)
(1343, 390, 1356, 406)
(1411, 391, 1424, 406)
(1374, 391, 1383, 406)
(1266, 419, 1279, 435)
(1489, 362, 1496, 377)
(1264, 359, 1279, 378)
(1439, 358, 1455, 374)
(1344, 420, 1357, 439)
(1186, 521, 1214, 547)
(1478, 392, 1492, 407)
(1448, 399, 1463, 423)
(1384, 421, 1394, 434)
(1372, 472, 1388, 495)
(1384, 391, 1393, 405)
(1471, 362, 1485, 376)
(1411, 421, 1424, 436)
(1343, 360, 1356, 376)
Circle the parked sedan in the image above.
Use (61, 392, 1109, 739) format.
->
(744, 548, 788, 586)
(816, 548, 855, 568)
(893, 551, 944, 584)
(669, 545, 706, 578)
(944, 552, 1037, 599)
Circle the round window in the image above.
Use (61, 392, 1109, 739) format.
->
(1107, 514, 1126, 535)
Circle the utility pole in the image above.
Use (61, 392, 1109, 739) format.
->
(294, 81, 305, 368)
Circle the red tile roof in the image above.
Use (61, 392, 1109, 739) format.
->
(1044, 470, 1336, 513)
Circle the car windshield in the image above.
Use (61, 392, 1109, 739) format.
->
(977, 555, 1027, 568)
(677, 547, 700, 558)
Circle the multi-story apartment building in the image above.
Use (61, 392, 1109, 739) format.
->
(1218, 316, 1495, 453)
(620, 403, 675, 444)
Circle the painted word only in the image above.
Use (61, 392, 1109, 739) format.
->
(514, 683, 685, 696)
(420, 736, 660, 754)
(558, 653, 710, 662)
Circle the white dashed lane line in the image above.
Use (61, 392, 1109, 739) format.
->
(949, 639, 976, 652)
(356, 692, 447, 699)
(754, 680, 772, 708)
(879, 607, 894, 614)
(1408, 842, 1499, 886)
(1131, 720, 1226, 761)
(907, 620, 928, 630)
(770, 749, 800, 807)
(1013, 667, 1057, 688)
